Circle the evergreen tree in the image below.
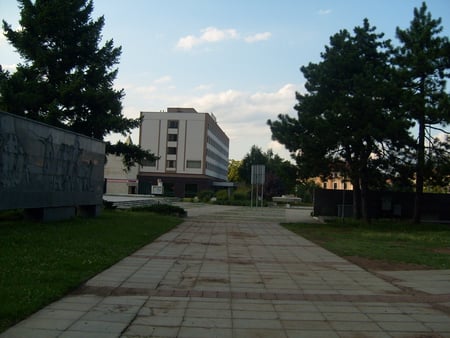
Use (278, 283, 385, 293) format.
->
(269, 20, 412, 221)
(394, 2, 450, 222)
(0, 65, 9, 110)
(238, 145, 297, 197)
(1, 0, 156, 167)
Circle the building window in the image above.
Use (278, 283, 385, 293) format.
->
(142, 159, 156, 167)
(168, 120, 179, 129)
(186, 160, 201, 169)
(167, 147, 177, 155)
(333, 182, 338, 190)
(323, 182, 327, 189)
(168, 134, 178, 142)
(167, 160, 176, 168)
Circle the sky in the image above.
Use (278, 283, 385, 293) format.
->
(1, 0, 450, 161)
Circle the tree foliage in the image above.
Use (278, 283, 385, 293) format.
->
(1, 0, 156, 166)
(268, 19, 413, 221)
(227, 159, 242, 182)
(0, 66, 9, 110)
(268, 3, 450, 222)
(238, 145, 297, 199)
(394, 2, 450, 222)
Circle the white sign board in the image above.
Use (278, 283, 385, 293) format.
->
(151, 185, 164, 195)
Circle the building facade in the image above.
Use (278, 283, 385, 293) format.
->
(138, 108, 229, 198)
(312, 172, 354, 190)
(104, 136, 139, 195)
(104, 154, 139, 195)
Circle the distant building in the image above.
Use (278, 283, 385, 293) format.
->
(104, 136, 139, 194)
(138, 107, 230, 198)
(312, 172, 353, 190)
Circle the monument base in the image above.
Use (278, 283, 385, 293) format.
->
(25, 207, 76, 222)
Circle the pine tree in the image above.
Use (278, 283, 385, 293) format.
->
(268, 20, 412, 221)
(2, 0, 155, 167)
(394, 2, 450, 222)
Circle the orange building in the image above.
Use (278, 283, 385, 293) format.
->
(312, 172, 353, 190)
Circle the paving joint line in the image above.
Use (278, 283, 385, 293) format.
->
(72, 285, 450, 304)
(129, 254, 348, 266)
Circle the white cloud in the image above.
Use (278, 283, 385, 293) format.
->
(153, 75, 172, 84)
(318, 9, 332, 15)
(176, 26, 271, 50)
(181, 83, 301, 159)
(436, 132, 449, 143)
(110, 82, 302, 160)
(177, 35, 199, 50)
(201, 27, 238, 42)
(135, 85, 157, 94)
(194, 84, 213, 91)
(1, 64, 17, 72)
(245, 32, 272, 43)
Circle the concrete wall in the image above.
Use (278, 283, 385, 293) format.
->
(0, 111, 105, 220)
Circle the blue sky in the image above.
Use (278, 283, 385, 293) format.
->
(1, 0, 449, 160)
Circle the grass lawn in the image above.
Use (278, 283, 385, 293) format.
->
(283, 219, 450, 270)
(0, 209, 182, 333)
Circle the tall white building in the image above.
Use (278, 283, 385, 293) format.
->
(138, 107, 230, 197)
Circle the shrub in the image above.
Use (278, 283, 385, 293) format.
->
(102, 199, 117, 210)
(232, 189, 249, 201)
(215, 189, 229, 201)
(131, 204, 187, 217)
(197, 190, 214, 202)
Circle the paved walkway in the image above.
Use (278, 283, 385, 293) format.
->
(2, 204, 450, 337)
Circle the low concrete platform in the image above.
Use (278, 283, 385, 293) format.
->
(2, 204, 449, 337)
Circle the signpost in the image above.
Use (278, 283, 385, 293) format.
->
(251, 164, 265, 208)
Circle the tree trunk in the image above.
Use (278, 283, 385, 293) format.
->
(414, 113, 425, 223)
(352, 178, 362, 219)
(360, 175, 371, 223)
(414, 79, 426, 224)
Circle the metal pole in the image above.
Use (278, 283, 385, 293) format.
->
(261, 184, 264, 208)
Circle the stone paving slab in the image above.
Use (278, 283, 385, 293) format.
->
(377, 270, 450, 295)
(2, 205, 450, 337)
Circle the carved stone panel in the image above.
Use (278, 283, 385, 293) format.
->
(0, 111, 105, 211)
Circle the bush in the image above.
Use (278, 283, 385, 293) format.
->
(197, 190, 214, 202)
(215, 189, 229, 201)
(232, 189, 249, 201)
(131, 204, 187, 217)
(102, 199, 117, 210)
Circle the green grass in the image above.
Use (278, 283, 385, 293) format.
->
(0, 210, 182, 333)
(283, 219, 450, 269)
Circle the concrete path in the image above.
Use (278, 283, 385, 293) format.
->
(2, 204, 450, 337)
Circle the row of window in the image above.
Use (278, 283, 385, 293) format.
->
(168, 134, 178, 142)
(323, 181, 348, 190)
(168, 120, 179, 129)
(205, 161, 228, 177)
(142, 159, 202, 169)
(206, 148, 228, 168)
(206, 135, 228, 157)
(207, 122, 229, 146)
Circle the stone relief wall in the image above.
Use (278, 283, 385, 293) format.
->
(0, 111, 105, 211)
